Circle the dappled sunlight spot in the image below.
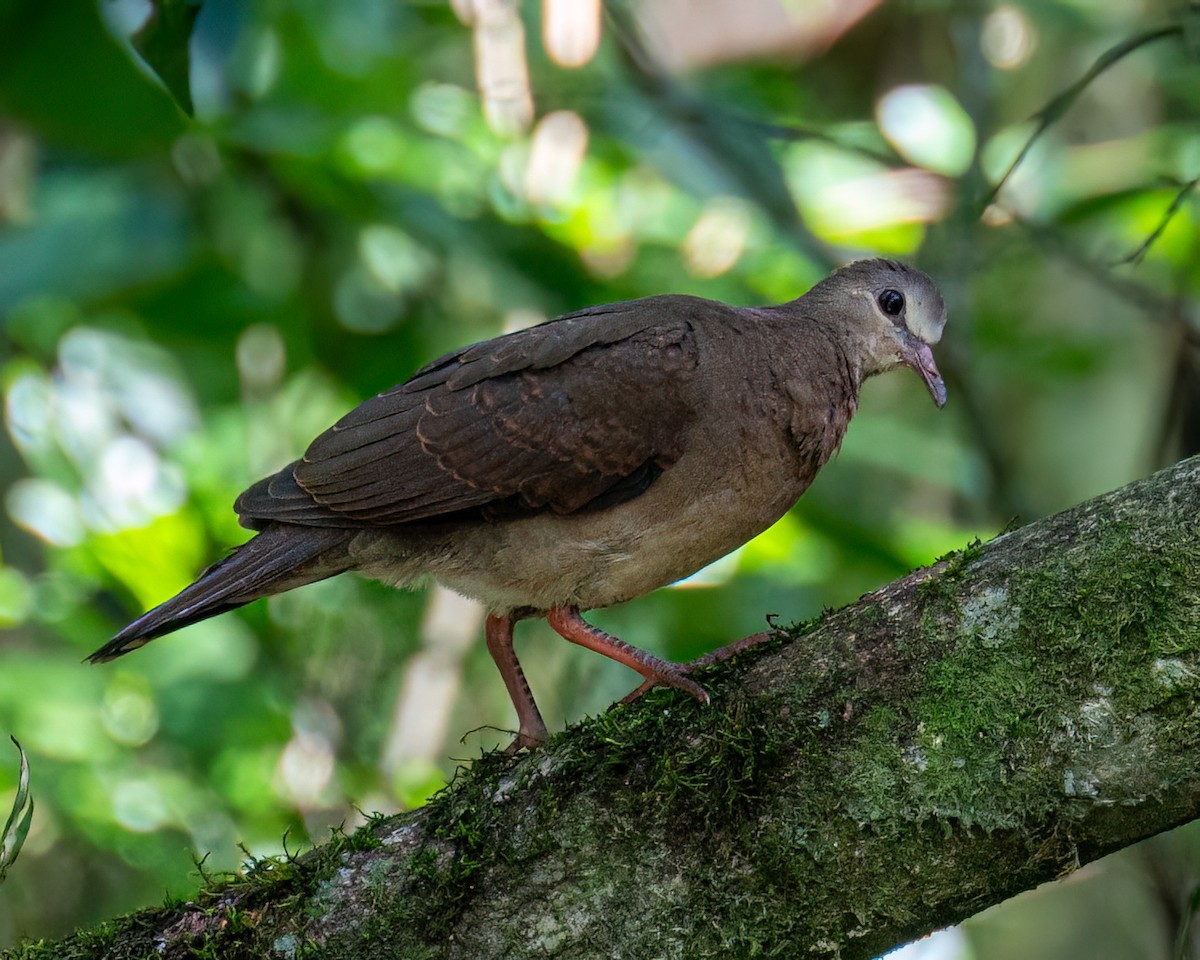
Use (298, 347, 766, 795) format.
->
(807, 170, 944, 242)
(240, 27, 283, 101)
(784, 142, 946, 249)
(56, 325, 198, 446)
(636, 0, 880, 72)
(1056, 137, 1157, 211)
(170, 133, 223, 186)
(236, 324, 286, 393)
(981, 6, 1036, 71)
(0, 126, 35, 226)
(333, 225, 436, 334)
(682, 196, 752, 278)
(981, 204, 1014, 227)
(358, 224, 436, 295)
(4, 370, 54, 454)
(276, 700, 341, 810)
(334, 263, 407, 333)
(88, 435, 186, 532)
(410, 82, 476, 139)
(614, 167, 686, 244)
(276, 732, 335, 809)
(18, 698, 113, 762)
(525, 110, 589, 207)
(0, 566, 33, 627)
(97, 0, 152, 42)
(877, 85, 976, 178)
(981, 122, 1046, 213)
(338, 116, 408, 176)
(101, 675, 160, 747)
(7, 479, 83, 547)
(459, 0, 534, 136)
(579, 238, 636, 278)
(542, 0, 601, 68)
(534, 164, 653, 272)
(112, 777, 170, 833)
(117, 371, 197, 445)
(54, 383, 117, 461)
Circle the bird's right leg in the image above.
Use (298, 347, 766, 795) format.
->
(485, 611, 549, 753)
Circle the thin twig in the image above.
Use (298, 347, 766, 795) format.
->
(981, 23, 1184, 213)
(1113, 176, 1200, 266)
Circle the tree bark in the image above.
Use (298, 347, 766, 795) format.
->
(10, 456, 1200, 960)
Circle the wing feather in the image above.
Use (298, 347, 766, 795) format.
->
(235, 296, 712, 530)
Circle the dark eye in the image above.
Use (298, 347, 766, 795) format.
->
(878, 289, 905, 317)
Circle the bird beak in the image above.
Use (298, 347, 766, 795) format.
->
(900, 333, 947, 408)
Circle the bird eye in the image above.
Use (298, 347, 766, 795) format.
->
(878, 289, 905, 317)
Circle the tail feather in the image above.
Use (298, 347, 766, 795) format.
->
(89, 525, 354, 663)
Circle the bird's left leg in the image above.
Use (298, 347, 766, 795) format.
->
(546, 605, 710, 704)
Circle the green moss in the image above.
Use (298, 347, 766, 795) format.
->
(832, 515, 1200, 842)
(918, 537, 984, 601)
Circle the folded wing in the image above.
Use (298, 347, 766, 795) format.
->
(234, 299, 705, 529)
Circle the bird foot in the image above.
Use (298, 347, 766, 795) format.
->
(619, 630, 775, 705)
(639, 663, 710, 705)
(502, 726, 548, 755)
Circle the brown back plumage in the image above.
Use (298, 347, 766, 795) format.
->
(235, 298, 709, 529)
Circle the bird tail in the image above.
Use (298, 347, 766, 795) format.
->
(88, 525, 354, 663)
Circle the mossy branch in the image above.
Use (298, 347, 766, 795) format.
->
(10, 456, 1200, 960)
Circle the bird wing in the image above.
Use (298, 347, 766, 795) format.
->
(234, 298, 706, 529)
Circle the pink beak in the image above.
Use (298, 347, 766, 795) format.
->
(901, 334, 946, 408)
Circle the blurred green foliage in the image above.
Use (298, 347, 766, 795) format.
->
(0, 0, 1198, 953)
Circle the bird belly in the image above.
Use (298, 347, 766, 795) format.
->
(356, 445, 812, 614)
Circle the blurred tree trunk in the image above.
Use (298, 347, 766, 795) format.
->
(11, 456, 1200, 960)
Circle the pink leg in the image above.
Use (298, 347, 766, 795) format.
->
(546, 606, 710, 704)
(485, 612, 549, 752)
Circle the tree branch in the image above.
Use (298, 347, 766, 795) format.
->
(10, 456, 1200, 960)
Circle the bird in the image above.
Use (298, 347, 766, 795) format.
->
(90, 258, 947, 751)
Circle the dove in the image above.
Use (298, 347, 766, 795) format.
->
(91, 258, 947, 750)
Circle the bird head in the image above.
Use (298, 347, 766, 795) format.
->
(808, 259, 948, 407)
